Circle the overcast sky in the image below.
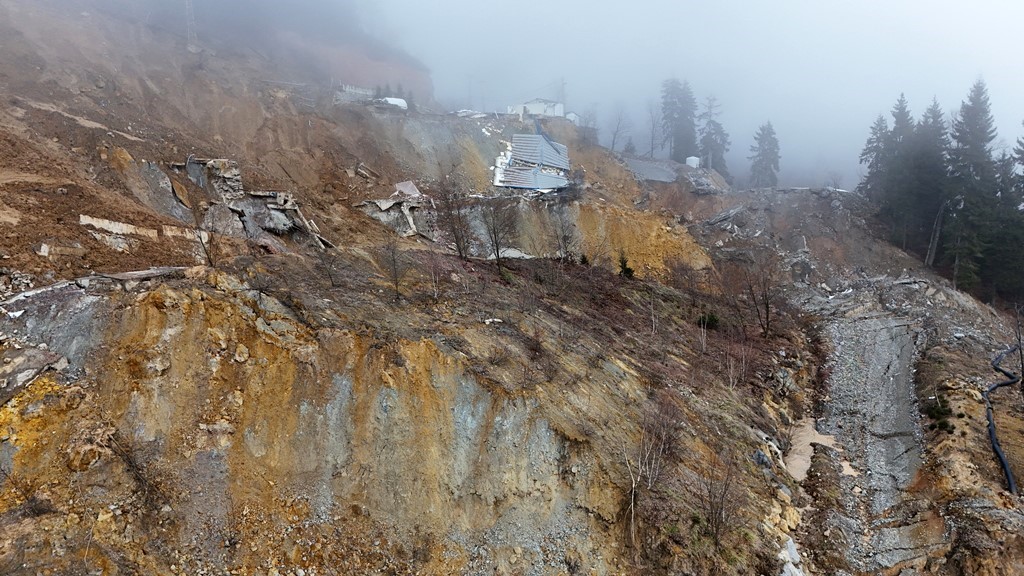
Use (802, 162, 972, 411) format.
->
(368, 0, 1024, 188)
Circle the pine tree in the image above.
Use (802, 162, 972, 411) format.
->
(884, 94, 918, 248)
(945, 80, 998, 292)
(916, 99, 951, 268)
(749, 122, 780, 187)
(858, 115, 892, 202)
(623, 137, 637, 156)
(1013, 121, 1024, 199)
(661, 79, 698, 163)
(698, 96, 732, 183)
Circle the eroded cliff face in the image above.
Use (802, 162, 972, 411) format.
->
(0, 269, 658, 574)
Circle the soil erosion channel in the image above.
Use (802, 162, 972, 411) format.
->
(806, 313, 947, 573)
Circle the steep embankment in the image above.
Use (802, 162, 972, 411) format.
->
(0, 250, 811, 575)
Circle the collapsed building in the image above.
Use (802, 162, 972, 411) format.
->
(624, 155, 731, 195)
(493, 134, 571, 192)
(168, 157, 331, 251)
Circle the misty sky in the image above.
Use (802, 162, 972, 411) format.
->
(368, 0, 1024, 187)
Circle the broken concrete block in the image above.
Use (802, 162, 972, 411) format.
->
(80, 214, 158, 240)
(202, 204, 245, 237)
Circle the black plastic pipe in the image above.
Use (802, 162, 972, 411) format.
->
(983, 346, 1020, 495)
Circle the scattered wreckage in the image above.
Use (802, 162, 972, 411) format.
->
(493, 134, 571, 192)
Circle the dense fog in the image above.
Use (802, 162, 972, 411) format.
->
(363, 0, 1024, 188)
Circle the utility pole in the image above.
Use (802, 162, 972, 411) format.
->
(185, 0, 199, 52)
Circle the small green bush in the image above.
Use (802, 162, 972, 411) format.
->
(618, 253, 634, 279)
(697, 312, 720, 330)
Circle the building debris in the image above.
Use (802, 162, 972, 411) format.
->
(357, 197, 431, 238)
(170, 157, 244, 200)
(79, 215, 159, 240)
(355, 162, 381, 181)
(393, 181, 423, 198)
(98, 267, 187, 281)
(35, 242, 87, 260)
(333, 83, 374, 105)
(168, 158, 333, 249)
(0, 269, 34, 301)
(162, 226, 210, 244)
(493, 134, 571, 191)
(624, 157, 678, 183)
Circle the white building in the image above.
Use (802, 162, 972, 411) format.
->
(507, 98, 565, 119)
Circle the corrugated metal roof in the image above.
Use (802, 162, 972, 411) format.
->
(510, 134, 571, 171)
(624, 157, 678, 183)
(499, 166, 569, 190)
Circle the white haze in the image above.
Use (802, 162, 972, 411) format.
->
(367, 0, 1024, 188)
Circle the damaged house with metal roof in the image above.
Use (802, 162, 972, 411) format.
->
(492, 134, 571, 192)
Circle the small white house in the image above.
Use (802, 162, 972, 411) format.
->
(685, 156, 700, 169)
(507, 98, 565, 119)
(565, 111, 581, 125)
(380, 97, 408, 110)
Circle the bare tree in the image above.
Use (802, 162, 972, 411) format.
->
(481, 197, 520, 275)
(825, 170, 843, 190)
(376, 237, 411, 301)
(552, 208, 579, 262)
(580, 106, 600, 148)
(608, 103, 632, 153)
(435, 163, 474, 260)
(424, 245, 446, 302)
(622, 392, 680, 549)
(646, 100, 663, 159)
(690, 453, 744, 550)
(743, 251, 782, 337)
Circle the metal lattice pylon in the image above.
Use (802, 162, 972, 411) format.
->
(184, 0, 198, 50)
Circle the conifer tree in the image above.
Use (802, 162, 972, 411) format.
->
(858, 115, 892, 202)
(748, 122, 780, 187)
(661, 79, 698, 162)
(698, 96, 732, 183)
(945, 80, 998, 291)
(916, 99, 951, 268)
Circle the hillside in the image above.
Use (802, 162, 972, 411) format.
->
(1, 2, 1023, 576)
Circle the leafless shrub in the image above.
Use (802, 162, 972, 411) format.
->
(481, 197, 520, 275)
(552, 209, 580, 262)
(314, 243, 348, 288)
(689, 453, 744, 550)
(721, 250, 782, 338)
(743, 251, 782, 337)
(0, 466, 54, 517)
(424, 245, 447, 302)
(622, 392, 681, 549)
(108, 430, 167, 515)
(375, 237, 411, 301)
(487, 347, 510, 366)
(248, 268, 275, 308)
(435, 163, 474, 260)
